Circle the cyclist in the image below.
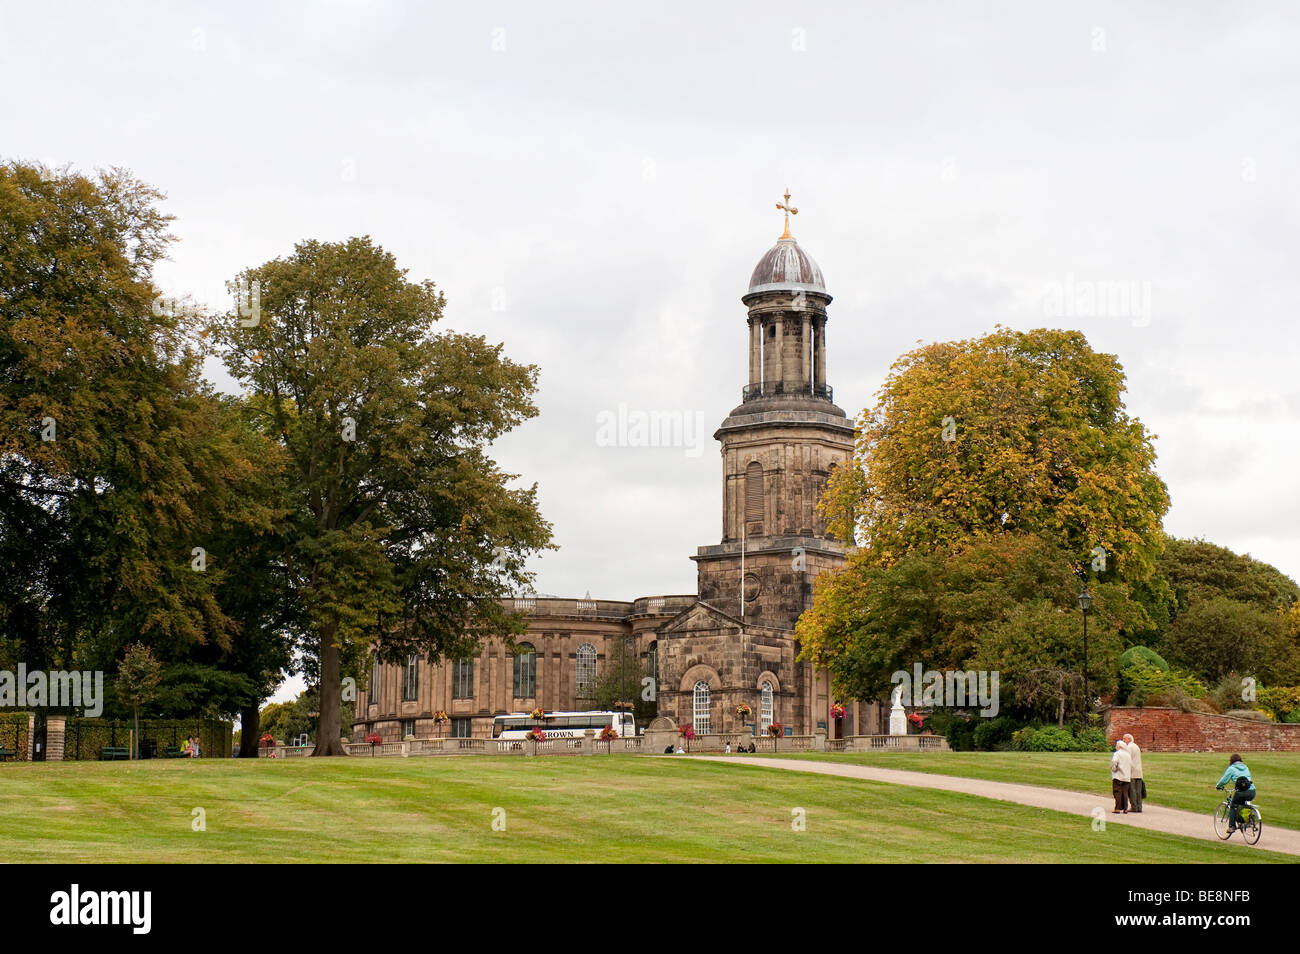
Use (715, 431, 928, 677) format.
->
(1215, 754, 1255, 832)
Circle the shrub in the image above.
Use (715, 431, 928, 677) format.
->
(1225, 709, 1272, 723)
(1119, 646, 1169, 673)
(972, 716, 1021, 751)
(1258, 686, 1300, 720)
(1209, 672, 1249, 714)
(1010, 727, 1036, 751)
(1075, 727, 1109, 751)
(1026, 726, 1077, 751)
(1121, 662, 1207, 704)
(926, 710, 980, 750)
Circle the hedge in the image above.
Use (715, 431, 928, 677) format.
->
(61, 718, 233, 760)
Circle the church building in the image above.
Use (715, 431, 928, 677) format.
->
(354, 198, 882, 742)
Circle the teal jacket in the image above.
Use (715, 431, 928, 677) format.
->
(1216, 762, 1253, 790)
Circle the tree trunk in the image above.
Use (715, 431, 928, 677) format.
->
(239, 703, 261, 758)
(311, 630, 348, 756)
(1058, 695, 1065, 729)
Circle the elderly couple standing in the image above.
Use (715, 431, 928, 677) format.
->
(1109, 734, 1144, 813)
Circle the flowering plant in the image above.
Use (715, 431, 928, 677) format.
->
(433, 710, 449, 724)
(679, 725, 695, 740)
(734, 704, 752, 719)
(365, 732, 382, 746)
(908, 712, 925, 728)
(768, 723, 784, 738)
(599, 726, 619, 741)
(260, 733, 274, 747)
(830, 703, 847, 720)
(530, 707, 546, 720)
(525, 728, 546, 742)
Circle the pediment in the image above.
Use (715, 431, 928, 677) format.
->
(658, 600, 787, 638)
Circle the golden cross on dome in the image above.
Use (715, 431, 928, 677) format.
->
(775, 189, 798, 239)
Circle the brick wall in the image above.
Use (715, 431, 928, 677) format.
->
(1105, 706, 1300, 752)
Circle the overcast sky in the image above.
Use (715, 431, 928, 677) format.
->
(6, 2, 1298, 701)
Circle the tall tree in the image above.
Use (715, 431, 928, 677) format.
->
(0, 161, 280, 678)
(801, 328, 1170, 701)
(209, 237, 553, 755)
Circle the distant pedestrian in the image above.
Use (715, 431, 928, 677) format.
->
(1110, 738, 1132, 813)
(1124, 733, 1144, 812)
(725, 742, 731, 753)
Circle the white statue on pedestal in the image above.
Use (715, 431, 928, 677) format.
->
(889, 685, 907, 736)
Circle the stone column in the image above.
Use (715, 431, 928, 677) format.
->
(814, 319, 826, 392)
(772, 317, 784, 393)
(748, 317, 761, 390)
(795, 317, 806, 392)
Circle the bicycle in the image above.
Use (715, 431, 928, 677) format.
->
(1213, 787, 1262, 845)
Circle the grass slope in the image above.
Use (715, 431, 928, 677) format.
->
(771, 752, 1300, 831)
(0, 756, 1289, 863)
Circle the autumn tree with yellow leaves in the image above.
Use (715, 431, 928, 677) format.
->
(798, 328, 1171, 706)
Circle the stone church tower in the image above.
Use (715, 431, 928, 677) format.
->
(658, 198, 857, 736)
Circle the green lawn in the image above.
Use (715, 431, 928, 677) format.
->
(0, 755, 1290, 863)
(769, 751, 1300, 831)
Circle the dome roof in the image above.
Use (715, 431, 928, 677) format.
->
(746, 237, 827, 295)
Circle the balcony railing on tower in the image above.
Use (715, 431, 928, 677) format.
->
(742, 383, 832, 403)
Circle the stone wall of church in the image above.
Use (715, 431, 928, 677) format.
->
(354, 597, 688, 741)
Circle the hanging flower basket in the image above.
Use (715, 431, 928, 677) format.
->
(365, 732, 382, 755)
(529, 707, 546, 720)
(734, 704, 752, 721)
(830, 703, 847, 720)
(525, 728, 546, 742)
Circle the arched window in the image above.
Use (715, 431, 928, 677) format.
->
(369, 656, 381, 708)
(760, 681, 774, 734)
(693, 681, 711, 735)
(647, 641, 658, 688)
(403, 654, 419, 702)
(745, 461, 763, 524)
(513, 642, 536, 698)
(576, 643, 597, 698)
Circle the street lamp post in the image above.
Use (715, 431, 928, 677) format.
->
(1077, 587, 1092, 712)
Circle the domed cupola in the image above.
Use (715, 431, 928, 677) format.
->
(747, 239, 826, 296)
(736, 192, 835, 405)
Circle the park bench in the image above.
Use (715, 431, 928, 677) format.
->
(163, 746, 184, 758)
(99, 746, 130, 761)
(0, 748, 15, 761)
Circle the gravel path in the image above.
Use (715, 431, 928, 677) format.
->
(691, 756, 1300, 857)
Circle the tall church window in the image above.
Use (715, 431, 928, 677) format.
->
(694, 681, 711, 735)
(452, 659, 474, 699)
(403, 654, 419, 702)
(760, 682, 774, 734)
(576, 643, 597, 698)
(647, 641, 658, 689)
(745, 461, 763, 524)
(514, 643, 537, 698)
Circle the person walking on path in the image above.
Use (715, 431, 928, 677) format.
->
(1110, 738, 1132, 813)
(1124, 733, 1144, 813)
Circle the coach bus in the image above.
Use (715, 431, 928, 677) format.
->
(491, 710, 636, 741)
